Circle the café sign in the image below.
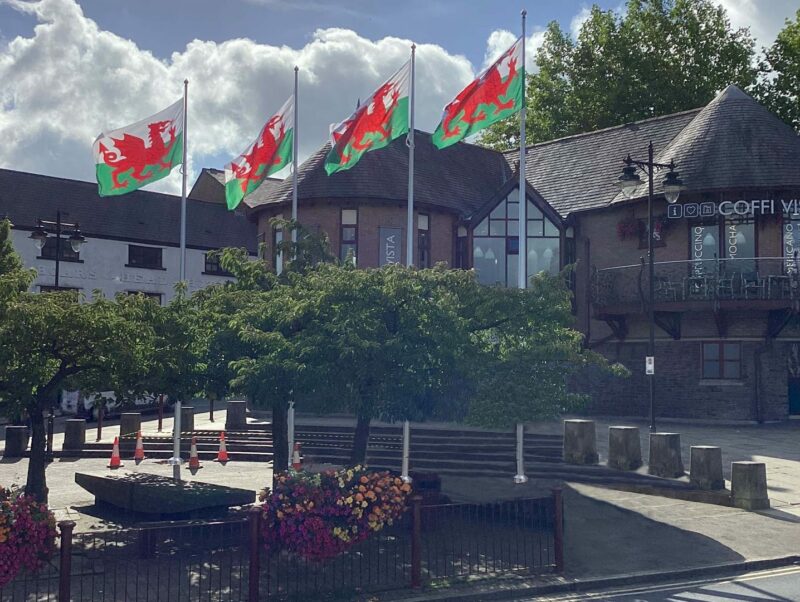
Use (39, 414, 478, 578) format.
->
(667, 198, 800, 219)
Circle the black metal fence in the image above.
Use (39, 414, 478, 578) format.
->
(0, 491, 563, 601)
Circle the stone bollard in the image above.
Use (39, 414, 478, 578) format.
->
(4, 426, 29, 458)
(608, 426, 642, 471)
(180, 406, 195, 433)
(690, 446, 725, 490)
(119, 413, 142, 438)
(648, 433, 685, 478)
(563, 420, 598, 465)
(731, 461, 770, 510)
(225, 400, 248, 431)
(63, 419, 86, 451)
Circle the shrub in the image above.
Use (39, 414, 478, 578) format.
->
(0, 486, 57, 587)
(259, 466, 411, 561)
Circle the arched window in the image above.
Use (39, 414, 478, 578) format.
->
(472, 191, 560, 287)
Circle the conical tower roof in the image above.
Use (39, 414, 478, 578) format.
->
(617, 85, 800, 201)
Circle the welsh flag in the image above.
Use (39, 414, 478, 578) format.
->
(324, 61, 410, 175)
(432, 38, 523, 149)
(224, 96, 294, 210)
(93, 99, 184, 197)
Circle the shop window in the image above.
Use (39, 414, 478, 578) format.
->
(783, 212, 800, 273)
(472, 191, 561, 287)
(340, 209, 358, 265)
(702, 342, 741, 379)
(273, 224, 284, 274)
(257, 232, 267, 261)
(39, 285, 80, 294)
(127, 245, 163, 270)
(455, 226, 468, 269)
(418, 214, 430, 268)
(204, 252, 231, 276)
(38, 237, 81, 262)
(689, 215, 756, 276)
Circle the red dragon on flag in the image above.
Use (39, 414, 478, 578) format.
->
(432, 38, 524, 149)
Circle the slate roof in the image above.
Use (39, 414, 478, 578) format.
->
(0, 168, 257, 253)
(246, 130, 513, 216)
(190, 168, 284, 205)
(505, 110, 700, 217)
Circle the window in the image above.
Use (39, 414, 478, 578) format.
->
(783, 212, 800, 273)
(273, 223, 284, 274)
(418, 213, 430, 268)
(340, 209, 358, 265)
(39, 285, 80, 294)
(455, 226, 468, 269)
(126, 291, 162, 305)
(472, 191, 560, 287)
(702, 342, 741, 379)
(38, 237, 81, 262)
(689, 218, 720, 277)
(204, 252, 231, 276)
(689, 215, 756, 276)
(127, 245, 163, 269)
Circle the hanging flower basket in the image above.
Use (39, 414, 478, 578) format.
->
(259, 466, 411, 561)
(0, 486, 57, 587)
(617, 217, 639, 240)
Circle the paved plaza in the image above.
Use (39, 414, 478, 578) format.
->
(2, 408, 800, 583)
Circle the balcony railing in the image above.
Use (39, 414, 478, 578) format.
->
(591, 257, 800, 310)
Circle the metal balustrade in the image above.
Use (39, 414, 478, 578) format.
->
(591, 257, 800, 310)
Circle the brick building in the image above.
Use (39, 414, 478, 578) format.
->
(194, 85, 800, 421)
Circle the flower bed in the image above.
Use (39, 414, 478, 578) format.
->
(259, 466, 412, 561)
(0, 486, 57, 587)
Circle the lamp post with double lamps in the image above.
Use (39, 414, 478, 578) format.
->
(29, 211, 87, 461)
(615, 142, 685, 433)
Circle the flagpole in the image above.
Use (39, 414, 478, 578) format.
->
(180, 79, 188, 282)
(401, 44, 416, 486)
(406, 44, 416, 269)
(292, 66, 299, 243)
(514, 10, 529, 485)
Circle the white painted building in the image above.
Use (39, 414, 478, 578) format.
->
(1, 168, 258, 303)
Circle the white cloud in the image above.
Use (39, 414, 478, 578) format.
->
(482, 28, 545, 73)
(717, 0, 796, 49)
(570, 6, 591, 39)
(0, 0, 477, 194)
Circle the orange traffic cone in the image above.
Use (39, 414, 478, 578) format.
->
(187, 436, 201, 470)
(291, 442, 302, 471)
(108, 436, 123, 469)
(216, 431, 229, 463)
(133, 431, 145, 461)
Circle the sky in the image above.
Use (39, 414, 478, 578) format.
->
(0, 0, 796, 195)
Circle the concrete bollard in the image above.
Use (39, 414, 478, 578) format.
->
(690, 446, 725, 490)
(119, 413, 142, 438)
(4, 426, 29, 458)
(608, 426, 642, 471)
(731, 461, 770, 510)
(563, 420, 598, 465)
(648, 433, 685, 478)
(180, 406, 195, 433)
(225, 400, 248, 430)
(63, 419, 86, 451)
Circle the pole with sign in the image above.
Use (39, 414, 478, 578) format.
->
(646, 356, 654, 375)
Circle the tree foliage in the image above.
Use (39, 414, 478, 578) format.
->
(756, 9, 800, 131)
(481, 0, 756, 148)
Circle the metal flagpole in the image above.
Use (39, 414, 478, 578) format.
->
(291, 66, 299, 243)
(406, 45, 416, 268)
(179, 79, 188, 281)
(402, 44, 416, 485)
(515, 11, 529, 485)
(171, 78, 189, 480)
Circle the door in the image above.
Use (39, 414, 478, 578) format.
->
(788, 377, 800, 416)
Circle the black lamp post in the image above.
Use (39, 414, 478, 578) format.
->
(29, 211, 86, 461)
(616, 141, 685, 432)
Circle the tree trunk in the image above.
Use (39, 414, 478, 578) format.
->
(26, 406, 48, 504)
(271, 399, 289, 473)
(350, 415, 371, 465)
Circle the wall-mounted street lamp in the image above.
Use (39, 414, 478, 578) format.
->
(615, 142, 685, 433)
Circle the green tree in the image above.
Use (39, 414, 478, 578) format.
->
(756, 9, 800, 131)
(481, 0, 756, 148)
(0, 218, 34, 304)
(0, 291, 155, 502)
(464, 271, 627, 427)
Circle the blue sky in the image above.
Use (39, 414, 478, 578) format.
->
(0, 0, 794, 195)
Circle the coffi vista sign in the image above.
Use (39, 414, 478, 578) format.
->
(667, 198, 800, 219)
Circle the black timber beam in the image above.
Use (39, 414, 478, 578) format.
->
(654, 312, 682, 340)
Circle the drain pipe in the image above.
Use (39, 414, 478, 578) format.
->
(754, 343, 766, 424)
(514, 423, 528, 484)
(287, 400, 295, 463)
(401, 420, 412, 483)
